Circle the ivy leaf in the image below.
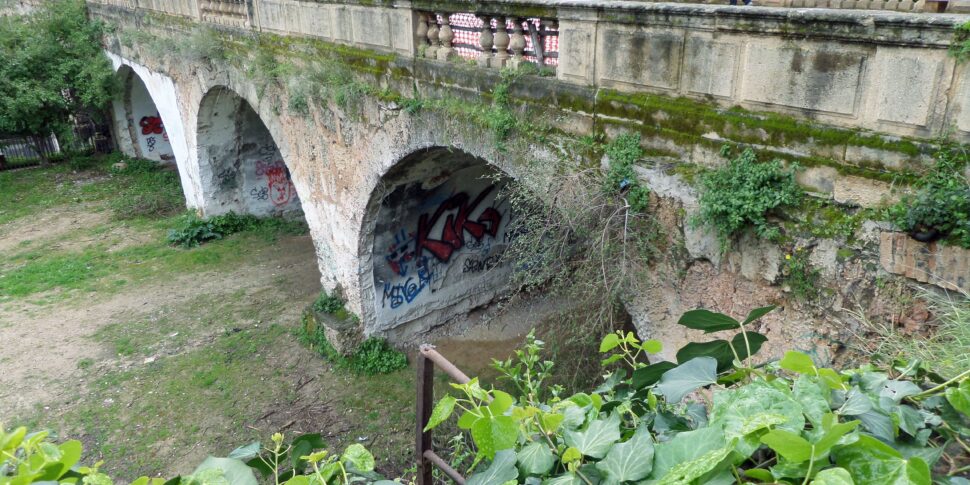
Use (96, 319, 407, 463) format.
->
(517, 442, 555, 477)
(812, 467, 855, 485)
(815, 419, 860, 454)
(675, 333, 767, 371)
(834, 435, 931, 485)
(560, 447, 582, 464)
(945, 379, 970, 416)
(839, 388, 872, 416)
(632, 361, 677, 389)
(540, 473, 583, 485)
(741, 305, 776, 326)
(599, 333, 621, 353)
(424, 395, 457, 432)
(471, 415, 518, 459)
(780, 351, 816, 375)
(489, 390, 514, 416)
(468, 450, 518, 485)
(656, 357, 717, 403)
(595, 426, 654, 485)
(564, 413, 621, 459)
(540, 413, 565, 434)
(191, 457, 258, 485)
(709, 379, 805, 458)
(642, 339, 663, 354)
(340, 444, 375, 473)
(653, 442, 734, 485)
(760, 429, 812, 463)
(651, 426, 726, 479)
(676, 309, 740, 333)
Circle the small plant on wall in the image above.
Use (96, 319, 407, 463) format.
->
(888, 145, 970, 248)
(694, 146, 803, 251)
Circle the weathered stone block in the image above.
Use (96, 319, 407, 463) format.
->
(557, 19, 596, 86)
(833, 175, 899, 208)
(796, 165, 838, 194)
(598, 26, 684, 92)
(683, 34, 739, 99)
(880, 232, 970, 291)
(304, 308, 363, 356)
(868, 47, 947, 131)
(740, 41, 866, 117)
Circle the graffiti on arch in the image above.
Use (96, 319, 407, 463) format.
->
(249, 157, 297, 208)
(138, 114, 173, 161)
(375, 168, 512, 313)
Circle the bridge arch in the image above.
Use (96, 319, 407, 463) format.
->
(357, 146, 515, 335)
(112, 65, 175, 163)
(195, 86, 304, 218)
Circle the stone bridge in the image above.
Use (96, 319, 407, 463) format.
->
(89, 0, 970, 355)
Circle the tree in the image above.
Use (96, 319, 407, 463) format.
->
(0, 0, 115, 164)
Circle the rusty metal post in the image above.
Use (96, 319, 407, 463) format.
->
(416, 350, 434, 485)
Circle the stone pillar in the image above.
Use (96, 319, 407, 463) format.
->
(493, 17, 511, 68)
(425, 14, 440, 59)
(437, 13, 455, 61)
(415, 12, 430, 56)
(509, 18, 526, 67)
(478, 16, 494, 67)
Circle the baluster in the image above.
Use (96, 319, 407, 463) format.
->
(509, 17, 526, 67)
(425, 14, 440, 59)
(415, 12, 430, 56)
(493, 17, 510, 68)
(541, 19, 558, 68)
(477, 15, 493, 67)
(437, 13, 455, 61)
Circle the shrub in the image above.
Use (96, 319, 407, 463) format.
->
(603, 133, 650, 213)
(888, 146, 970, 248)
(313, 291, 347, 315)
(427, 306, 970, 485)
(695, 147, 803, 250)
(783, 247, 820, 301)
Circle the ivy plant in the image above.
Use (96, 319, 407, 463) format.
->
(888, 145, 970, 248)
(694, 147, 803, 250)
(426, 306, 970, 485)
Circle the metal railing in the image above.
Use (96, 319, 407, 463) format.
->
(416, 344, 471, 485)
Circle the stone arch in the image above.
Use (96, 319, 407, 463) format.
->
(195, 86, 303, 218)
(358, 146, 515, 335)
(113, 65, 175, 163)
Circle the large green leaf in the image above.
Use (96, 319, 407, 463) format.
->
(760, 429, 812, 463)
(653, 442, 734, 485)
(834, 435, 931, 485)
(656, 357, 718, 403)
(468, 450, 518, 485)
(540, 473, 583, 485)
(793, 375, 830, 429)
(424, 395, 457, 431)
(741, 305, 777, 326)
(709, 379, 805, 457)
(780, 351, 816, 375)
(517, 442, 555, 476)
(632, 361, 677, 389)
(595, 426, 654, 485)
(676, 309, 740, 333)
(564, 412, 621, 459)
(675, 332, 767, 371)
(341, 443, 375, 473)
(191, 457, 258, 485)
(813, 467, 855, 485)
(651, 426, 726, 480)
(945, 379, 970, 416)
(471, 415, 519, 459)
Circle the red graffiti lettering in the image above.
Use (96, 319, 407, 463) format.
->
(139, 115, 164, 135)
(264, 164, 295, 207)
(415, 186, 502, 263)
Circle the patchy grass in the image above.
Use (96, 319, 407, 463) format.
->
(1, 156, 418, 482)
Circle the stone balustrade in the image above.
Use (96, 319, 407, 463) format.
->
(414, 13, 559, 69)
(200, 0, 248, 27)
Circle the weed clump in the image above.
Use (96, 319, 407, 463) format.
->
(694, 147, 802, 250)
(167, 212, 306, 248)
(603, 133, 649, 213)
(108, 157, 185, 219)
(298, 318, 407, 376)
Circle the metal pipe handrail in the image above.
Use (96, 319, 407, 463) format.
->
(416, 344, 471, 484)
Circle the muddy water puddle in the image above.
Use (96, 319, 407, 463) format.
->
(415, 335, 527, 381)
